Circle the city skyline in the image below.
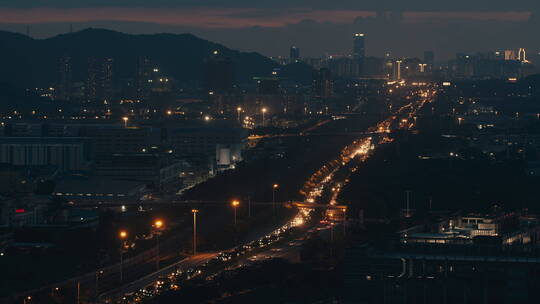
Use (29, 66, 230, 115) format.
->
(1, 2, 539, 59)
(2, 1, 540, 304)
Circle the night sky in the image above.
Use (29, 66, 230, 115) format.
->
(1, 0, 539, 59)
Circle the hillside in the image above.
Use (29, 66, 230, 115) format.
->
(0, 28, 278, 88)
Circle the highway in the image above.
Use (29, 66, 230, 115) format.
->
(102, 84, 437, 304)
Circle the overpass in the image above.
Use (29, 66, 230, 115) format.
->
(69, 199, 347, 210)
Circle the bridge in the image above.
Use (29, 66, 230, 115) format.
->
(68, 199, 347, 210)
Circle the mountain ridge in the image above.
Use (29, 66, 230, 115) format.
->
(0, 28, 278, 88)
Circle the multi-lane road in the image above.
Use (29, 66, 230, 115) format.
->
(103, 85, 437, 304)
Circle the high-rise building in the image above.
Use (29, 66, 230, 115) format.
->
(136, 57, 153, 100)
(86, 57, 114, 102)
(353, 33, 366, 60)
(312, 68, 333, 98)
(203, 50, 234, 94)
(56, 56, 72, 101)
(504, 50, 517, 61)
(393, 60, 402, 81)
(102, 58, 114, 101)
(290, 46, 300, 63)
(518, 48, 527, 62)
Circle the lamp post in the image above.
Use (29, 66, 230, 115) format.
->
(153, 219, 164, 271)
(122, 116, 129, 128)
(237, 107, 242, 122)
(262, 108, 267, 127)
(231, 200, 240, 226)
(272, 184, 279, 212)
(119, 230, 128, 283)
(191, 209, 199, 255)
(95, 270, 103, 300)
(23, 296, 31, 304)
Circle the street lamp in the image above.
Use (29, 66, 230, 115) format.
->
(261, 108, 267, 127)
(23, 296, 31, 304)
(95, 270, 104, 300)
(272, 184, 279, 212)
(153, 219, 164, 271)
(122, 116, 129, 128)
(231, 200, 240, 226)
(191, 209, 199, 255)
(119, 230, 127, 283)
(237, 107, 242, 122)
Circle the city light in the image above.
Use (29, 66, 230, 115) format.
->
(153, 219, 164, 229)
(119, 230, 128, 239)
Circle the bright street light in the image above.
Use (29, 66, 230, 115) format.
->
(231, 200, 240, 226)
(119, 230, 128, 282)
(192, 209, 199, 255)
(153, 219, 165, 270)
(262, 108, 267, 126)
(122, 116, 129, 128)
(272, 184, 279, 213)
(237, 107, 242, 122)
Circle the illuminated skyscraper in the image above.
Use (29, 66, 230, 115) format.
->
(393, 60, 402, 81)
(504, 50, 517, 61)
(518, 48, 527, 62)
(86, 57, 114, 102)
(353, 33, 366, 60)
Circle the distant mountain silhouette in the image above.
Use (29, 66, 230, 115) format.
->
(0, 28, 279, 89)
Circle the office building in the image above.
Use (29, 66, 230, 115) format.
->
(393, 60, 402, 81)
(54, 176, 147, 203)
(290, 46, 300, 63)
(255, 77, 280, 95)
(86, 57, 114, 102)
(203, 50, 234, 94)
(56, 56, 72, 101)
(312, 68, 333, 98)
(353, 33, 366, 60)
(518, 48, 527, 62)
(136, 56, 153, 100)
(0, 137, 89, 172)
(343, 211, 540, 304)
(504, 50, 517, 61)
(94, 153, 182, 186)
(169, 124, 247, 158)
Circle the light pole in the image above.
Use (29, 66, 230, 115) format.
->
(237, 107, 242, 122)
(122, 116, 129, 128)
(119, 230, 127, 283)
(153, 219, 164, 271)
(272, 184, 279, 213)
(262, 108, 267, 127)
(191, 209, 199, 255)
(23, 296, 31, 304)
(95, 270, 103, 300)
(231, 200, 240, 226)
